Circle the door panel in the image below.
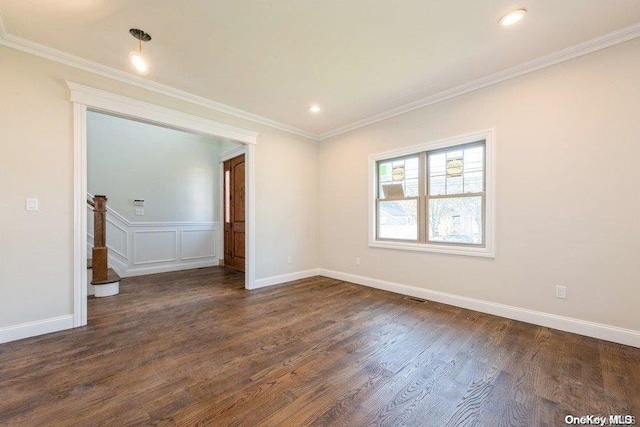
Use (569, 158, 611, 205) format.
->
(223, 155, 245, 272)
(233, 161, 245, 221)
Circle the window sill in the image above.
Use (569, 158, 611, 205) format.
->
(369, 240, 495, 258)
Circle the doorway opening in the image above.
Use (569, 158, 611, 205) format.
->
(86, 110, 235, 286)
(70, 82, 258, 327)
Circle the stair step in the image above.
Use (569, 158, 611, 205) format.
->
(91, 268, 121, 286)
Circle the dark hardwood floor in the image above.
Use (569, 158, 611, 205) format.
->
(1, 267, 638, 426)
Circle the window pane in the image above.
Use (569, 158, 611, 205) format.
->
(464, 146, 484, 172)
(428, 143, 484, 196)
(378, 200, 418, 240)
(404, 178, 418, 197)
(463, 171, 483, 193)
(446, 174, 463, 194)
(378, 155, 419, 199)
(429, 153, 446, 172)
(429, 174, 446, 196)
(463, 145, 484, 193)
(428, 196, 483, 244)
(379, 162, 392, 184)
(405, 158, 419, 179)
(447, 150, 463, 160)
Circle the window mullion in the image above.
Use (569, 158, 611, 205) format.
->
(418, 151, 427, 243)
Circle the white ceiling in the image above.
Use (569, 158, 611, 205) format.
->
(1, 1, 639, 139)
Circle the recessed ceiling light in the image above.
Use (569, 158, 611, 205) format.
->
(499, 9, 527, 26)
(309, 105, 321, 113)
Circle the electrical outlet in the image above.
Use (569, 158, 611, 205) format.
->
(355, 257, 361, 266)
(135, 208, 144, 216)
(556, 285, 566, 299)
(287, 256, 292, 264)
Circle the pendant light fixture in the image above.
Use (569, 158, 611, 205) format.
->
(129, 28, 152, 73)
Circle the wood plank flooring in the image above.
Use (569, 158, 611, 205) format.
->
(1, 267, 638, 426)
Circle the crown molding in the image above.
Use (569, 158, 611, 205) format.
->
(318, 22, 640, 140)
(0, 13, 318, 142)
(1, 8, 638, 143)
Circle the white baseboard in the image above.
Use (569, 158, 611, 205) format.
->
(319, 269, 640, 348)
(251, 269, 320, 290)
(88, 254, 216, 278)
(122, 259, 220, 277)
(0, 315, 74, 344)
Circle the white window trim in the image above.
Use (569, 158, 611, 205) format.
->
(368, 129, 496, 258)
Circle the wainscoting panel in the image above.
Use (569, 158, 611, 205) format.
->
(181, 229, 216, 260)
(87, 197, 219, 278)
(133, 230, 178, 265)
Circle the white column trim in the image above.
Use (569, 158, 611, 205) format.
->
(73, 103, 88, 327)
(246, 144, 256, 288)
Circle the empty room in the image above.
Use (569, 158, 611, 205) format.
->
(1, 1, 639, 426)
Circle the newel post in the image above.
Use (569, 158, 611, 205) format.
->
(92, 195, 108, 282)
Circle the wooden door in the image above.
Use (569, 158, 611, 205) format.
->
(223, 155, 245, 271)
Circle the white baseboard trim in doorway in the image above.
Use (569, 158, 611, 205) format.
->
(250, 269, 320, 290)
(0, 315, 74, 344)
(122, 260, 220, 278)
(318, 269, 640, 348)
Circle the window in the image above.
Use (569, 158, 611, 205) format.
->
(427, 143, 484, 245)
(377, 155, 419, 240)
(369, 130, 494, 257)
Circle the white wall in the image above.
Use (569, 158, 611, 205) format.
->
(87, 111, 221, 223)
(318, 38, 640, 332)
(255, 132, 318, 279)
(0, 49, 74, 328)
(0, 46, 318, 333)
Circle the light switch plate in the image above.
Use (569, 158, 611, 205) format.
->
(26, 198, 39, 211)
